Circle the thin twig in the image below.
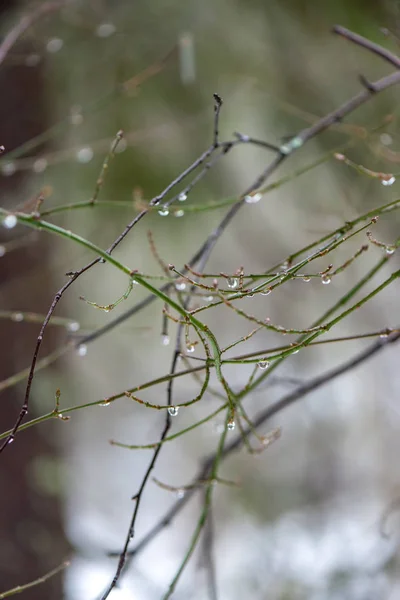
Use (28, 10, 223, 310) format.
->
(118, 333, 400, 561)
(0, 560, 70, 599)
(333, 25, 400, 69)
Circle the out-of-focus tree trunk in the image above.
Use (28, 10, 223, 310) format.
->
(0, 4, 69, 598)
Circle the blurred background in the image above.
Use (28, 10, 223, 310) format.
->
(1, 1, 400, 598)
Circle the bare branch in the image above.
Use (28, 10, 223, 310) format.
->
(333, 25, 400, 69)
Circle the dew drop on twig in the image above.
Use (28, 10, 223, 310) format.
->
(1, 163, 16, 177)
(158, 206, 169, 216)
(96, 23, 116, 38)
(11, 312, 24, 322)
(67, 321, 80, 332)
(244, 192, 262, 204)
(257, 360, 270, 370)
(76, 147, 94, 164)
(161, 334, 170, 346)
(380, 133, 392, 146)
(382, 176, 396, 186)
(33, 158, 48, 173)
(227, 419, 236, 431)
(168, 406, 179, 417)
(227, 277, 238, 289)
(77, 344, 87, 357)
(178, 192, 187, 202)
(46, 38, 63, 53)
(2, 214, 17, 229)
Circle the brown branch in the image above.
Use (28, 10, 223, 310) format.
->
(333, 25, 400, 69)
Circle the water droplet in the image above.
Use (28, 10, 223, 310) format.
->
(321, 276, 331, 285)
(227, 277, 238, 289)
(178, 192, 187, 202)
(76, 147, 94, 163)
(382, 176, 396, 186)
(186, 344, 195, 353)
(280, 137, 302, 154)
(302, 276, 311, 282)
(25, 53, 41, 67)
(261, 288, 271, 296)
(33, 158, 48, 173)
(206, 295, 214, 302)
(281, 261, 289, 272)
(67, 321, 80, 332)
(257, 360, 270, 370)
(104, 308, 110, 313)
(168, 406, 179, 417)
(175, 281, 186, 291)
(158, 206, 169, 216)
(70, 105, 83, 126)
(1, 162, 16, 176)
(176, 488, 185, 499)
(0, 245, 6, 257)
(96, 23, 116, 38)
(162, 334, 170, 346)
(174, 209, 185, 217)
(244, 192, 262, 204)
(99, 258, 106, 264)
(380, 133, 392, 146)
(280, 144, 291, 155)
(77, 344, 87, 357)
(46, 38, 63, 53)
(2, 214, 17, 229)
(291, 348, 300, 355)
(247, 292, 255, 298)
(385, 247, 395, 255)
(290, 136, 303, 149)
(99, 400, 111, 407)
(227, 419, 235, 431)
(334, 153, 345, 161)
(11, 312, 24, 322)
(7, 435, 14, 445)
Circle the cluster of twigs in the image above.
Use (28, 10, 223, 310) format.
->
(1, 9, 400, 599)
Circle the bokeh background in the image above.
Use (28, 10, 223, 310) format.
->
(1, 1, 400, 599)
